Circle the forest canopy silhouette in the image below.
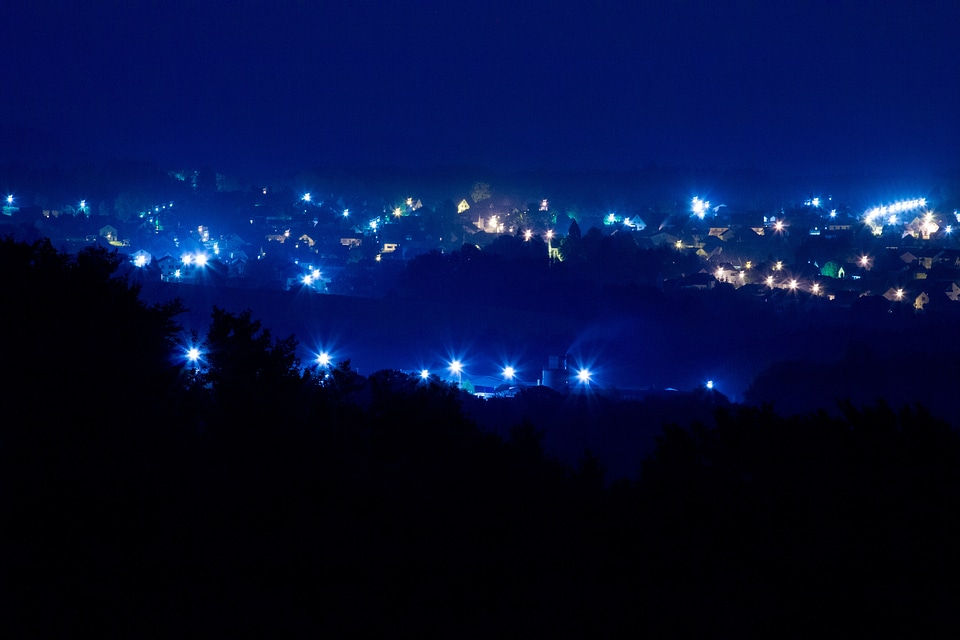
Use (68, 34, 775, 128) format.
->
(3, 237, 959, 637)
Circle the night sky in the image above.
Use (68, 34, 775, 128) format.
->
(4, 0, 959, 179)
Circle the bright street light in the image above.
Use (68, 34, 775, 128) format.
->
(449, 359, 463, 387)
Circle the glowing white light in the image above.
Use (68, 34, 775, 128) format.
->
(864, 198, 926, 224)
(811, 198, 820, 208)
(174, 269, 181, 278)
(182, 254, 193, 265)
(420, 369, 430, 380)
(449, 359, 463, 387)
(607, 213, 616, 224)
(829, 209, 837, 218)
(577, 368, 591, 384)
(303, 193, 311, 202)
(80, 200, 86, 209)
(5, 195, 12, 205)
(134, 254, 147, 268)
(195, 254, 208, 267)
(343, 209, 349, 217)
(706, 380, 714, 389)
(317, 352, 331, 366)
(691, 197, 710, 219)
(369, 219, 378, 231)
(186, 347, 201, 362)
(524, 229, 532, 241)
(503, 366, 516, 381)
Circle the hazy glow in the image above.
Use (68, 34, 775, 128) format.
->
(420, 369, 430, 380)
(449, 359, 462, 374)
(195, 254, 208, 267)
(5, 195, 12, 204)
(524, 229, 532, 241)
(134, 254, 147, 268)
(303, 192, 311, 202)
(186, 347, 201, 362)
(317, 352, 331, 366)
(503, 366, 516, 380)
(706, 380, 714, 389)
(691, 197, 710, 219)
(577, 368, 591, 384)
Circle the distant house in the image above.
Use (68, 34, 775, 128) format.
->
(129, 249, 152, 267)
(278, 262, 304, 291)
(99, 224, 119, 244)
(645, 231, 678, 248)
(457, 199, 470, 214)
(697, 237, 724, 260)
(677, 272, 716, 290)
(945, 281, 960, 302)
(156, 254, 180, 281)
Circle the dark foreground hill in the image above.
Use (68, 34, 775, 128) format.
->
(5, 238, 960, 637)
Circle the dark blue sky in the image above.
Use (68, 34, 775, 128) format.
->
(4, 0, 959, 179)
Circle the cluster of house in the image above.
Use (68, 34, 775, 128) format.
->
(7, 187, 960, 311)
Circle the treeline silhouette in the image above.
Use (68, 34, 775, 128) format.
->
(3, 237, 960, 637)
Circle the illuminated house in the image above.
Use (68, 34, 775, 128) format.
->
(129, 249, 152, 267)
(156, 254, 179, 281)
(99, 224, 119, 244)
